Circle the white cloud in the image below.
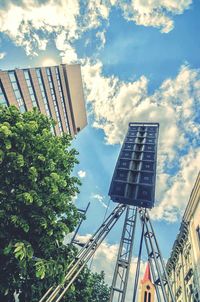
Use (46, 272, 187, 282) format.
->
(151, 148, 200, 222)
(82, 61, 198, 151)
(0, 0, 110, 61)
(0, 0, 193, 60)
(0, 0, 80, 56)
(92, 193, 109, 208)
(92, 193, 103, 202)
(82, 0, 110, 29)
(0, 0, 110, 59)
(120, 0, 192, 33)
(96, 29, 106, 49)
(76, 235, 146, 302)
(83, 0, 193, 34)
(55, 31, 78, 64)
(82, 0, 193, 34)
(0, 52, 6, 59)
(82, 59, 200, 222)
(78, 170, 86, 178)
(41, 57, 58, 67)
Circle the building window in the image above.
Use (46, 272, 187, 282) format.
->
(36, 69, 51, 118)
(177, 268, 181, 283)
(144, 291, 147, 302)
(24, 70, 38, 108)
(0, 81, 8, 106)
(46, 68, 63, 134)
(8, 71, 26, 112)
(196, 226, 200, 247)
(55, 67, 70, 133)
(36, 68, 55, 135)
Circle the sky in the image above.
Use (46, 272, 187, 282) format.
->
(0, 0, 200, 301)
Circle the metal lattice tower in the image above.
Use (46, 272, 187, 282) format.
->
(38, 123, 176, 302)
(38, 204, 176, 302)
(138, 208, 175, 302)
(109, 206, 137, 302)
(71, 202, 90, 246)
(109, 208, 176, 302)
(39, 204, 126, 302)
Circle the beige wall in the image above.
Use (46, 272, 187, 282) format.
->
(40, 67, 60, 136)
(0, 71, 18, 107)
(58, 65, 75, 136)
(50, 67, 67, 133)
(29, 68, 46, 115)
(167, 172, 200, 301)
(15, 69, 33, 111)
(188, 193, 200, 268)
(138, 280, 155, 302)
(0, 64, 87, 137)
(64, 64, 87, 134)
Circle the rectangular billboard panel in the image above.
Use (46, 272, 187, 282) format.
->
(108, 122, 159, 208)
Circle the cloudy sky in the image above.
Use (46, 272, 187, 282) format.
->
(0, 0, 200, 301)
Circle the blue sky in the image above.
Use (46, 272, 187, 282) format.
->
(0, 0, 200, 300)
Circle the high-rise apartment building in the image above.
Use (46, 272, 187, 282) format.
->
(0, 64, 87, 136)
(166, 172, 200, 302)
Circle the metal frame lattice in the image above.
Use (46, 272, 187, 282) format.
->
(38, 205, 176, 302)
(71, 202, 90, 246)
(39, 204, 126, 302)
(109, 206, 137, 302)
(138, 208, 176, 302)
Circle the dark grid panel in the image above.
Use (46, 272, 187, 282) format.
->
(109, 122, 159, 208)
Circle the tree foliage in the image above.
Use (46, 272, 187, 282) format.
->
(0, 106, 110, 302)
(68, 269, 110, 302)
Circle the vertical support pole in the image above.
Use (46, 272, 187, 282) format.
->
(139, 208, 176, 302)
(109, 206, 137, 302)
(132, 222, 144, 302)
(39, 204, 126, 302)
(71, 202, 90, 244)
(140, 213, 162, 302)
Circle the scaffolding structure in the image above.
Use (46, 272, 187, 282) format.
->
(109, 206, 137, 302)
(38, 204, 176, 302)
(39, 204, 126, 302)
(38, 122, 176, 302)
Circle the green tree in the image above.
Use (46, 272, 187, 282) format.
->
(68, 269, 110, 302)
(0, 106, 110, 302)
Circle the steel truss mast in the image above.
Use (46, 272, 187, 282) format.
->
(39, 203, 175, 302)
(39, 204, 126, 302)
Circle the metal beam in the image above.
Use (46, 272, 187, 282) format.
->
(71, 202, 90, 245)
(109, 206, 137, 302)
(38, 204, 126, 302)
(138, 208, 176, 302)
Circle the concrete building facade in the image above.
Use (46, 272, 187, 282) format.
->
(0, 64, 87, 136)
(166, 172, 200, 302)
